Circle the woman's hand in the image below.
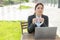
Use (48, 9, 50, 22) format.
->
(32, 18, 37, 24)
(39, 18, 44, 23)
(32, 18, 44, 24)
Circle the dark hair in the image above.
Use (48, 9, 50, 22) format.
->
(35, 3, 44, 10)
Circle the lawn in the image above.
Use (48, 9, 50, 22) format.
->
(0, 21, 21, 40)
(19, 5, 32, 9)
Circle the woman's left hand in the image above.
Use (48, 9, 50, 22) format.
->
(39, 18, 44, 23)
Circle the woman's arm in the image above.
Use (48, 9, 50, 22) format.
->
(28, 16, 36, 33)
(41, 16, 49, 27)
(44, 16, 49, 27)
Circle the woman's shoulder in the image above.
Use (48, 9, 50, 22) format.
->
(43, 15, 48, 17)
(42, 15, 48, 19)
(28, 14, 35, 18)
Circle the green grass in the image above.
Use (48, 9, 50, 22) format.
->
(19, 5, 32, 9)
(0, 21, 21, 40)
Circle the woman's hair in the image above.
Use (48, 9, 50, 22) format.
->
(35, 3, 44, 10)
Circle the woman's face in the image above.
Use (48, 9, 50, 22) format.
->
(35, 5, 44, 15)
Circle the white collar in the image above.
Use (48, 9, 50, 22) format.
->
(36, 15, 41, 18)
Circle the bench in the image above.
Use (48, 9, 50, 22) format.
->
(20, 21, 28, 34)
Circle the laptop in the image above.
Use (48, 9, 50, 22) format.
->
(35, 27, 57, 39)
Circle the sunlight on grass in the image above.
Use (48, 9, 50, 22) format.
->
(19, 5, 32, 9)
(0, 21, 21, 40)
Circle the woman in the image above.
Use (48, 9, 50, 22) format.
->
(28, 3, 49, 33)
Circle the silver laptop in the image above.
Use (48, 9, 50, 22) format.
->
(35, 27, 57, 39)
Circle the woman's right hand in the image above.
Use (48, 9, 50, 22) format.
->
(32, 18, 37, 24)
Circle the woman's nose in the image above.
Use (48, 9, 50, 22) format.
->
(39, 9, 42, 11)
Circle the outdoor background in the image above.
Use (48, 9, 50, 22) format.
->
(0, 0, 60, 40)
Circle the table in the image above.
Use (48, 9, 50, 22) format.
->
(22, 33, 60, 40)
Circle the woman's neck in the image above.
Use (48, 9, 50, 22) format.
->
(36, 14, 42, 17)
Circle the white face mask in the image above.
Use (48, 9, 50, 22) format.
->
(35, 16, 43, 27)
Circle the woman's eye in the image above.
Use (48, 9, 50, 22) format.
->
(37, 7, 43, 9)
(37, 7, 40, 9)
(41, 8, 43, 9)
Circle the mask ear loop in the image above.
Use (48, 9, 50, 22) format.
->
(39, 16, 44, 26)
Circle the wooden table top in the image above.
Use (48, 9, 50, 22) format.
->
(22, 33, 60, 40)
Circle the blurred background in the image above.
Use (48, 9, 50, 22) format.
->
(0, 0, 60, 40)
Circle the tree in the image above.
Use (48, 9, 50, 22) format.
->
(58, 0, 60, 8)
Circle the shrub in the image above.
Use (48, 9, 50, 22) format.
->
(19, 5, 32, 9)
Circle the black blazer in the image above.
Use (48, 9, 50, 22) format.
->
(28, 14, 49, 33)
